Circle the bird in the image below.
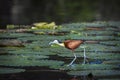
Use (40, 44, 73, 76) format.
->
(49, 39, 88, 66)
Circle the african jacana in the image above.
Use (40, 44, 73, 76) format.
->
(49, 39, 88, 66)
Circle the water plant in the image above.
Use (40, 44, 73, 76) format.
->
(0, 68, 25, 74)
(0, 21, 120, 79)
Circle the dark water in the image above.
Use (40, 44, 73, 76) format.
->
(0, 71, 69, 80)
(0, 70, 98, 80)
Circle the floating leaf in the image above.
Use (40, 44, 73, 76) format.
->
(32, 22, 58, 29)
(0, 68, 25, 74)
(67, 70, 120, 76)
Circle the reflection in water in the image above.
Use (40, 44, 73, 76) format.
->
(70, 76, 78, 80)
(70, 73, 98, 80)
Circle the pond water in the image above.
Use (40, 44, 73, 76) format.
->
(0, 22, 120, 80)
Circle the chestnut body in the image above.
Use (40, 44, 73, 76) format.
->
(64, 40, 84, 51)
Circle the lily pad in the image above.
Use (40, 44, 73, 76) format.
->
(67, 70, 120, 76)
(0, 68, 25, 74)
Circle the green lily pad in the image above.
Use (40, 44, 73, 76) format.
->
(0, 68, 25, 74)
(67, 70, 120, 76)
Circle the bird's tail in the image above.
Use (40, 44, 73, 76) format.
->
(83, 40, 99, 44)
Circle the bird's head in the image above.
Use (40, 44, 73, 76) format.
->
(49, 40, 59, 45)
(49, 40, 64, 47)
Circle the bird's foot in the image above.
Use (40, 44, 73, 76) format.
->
(67, 64, 75, 67)
(67, 64, 72, 67)
(67, 62, 75, 66)
(67, 64, 70, 66)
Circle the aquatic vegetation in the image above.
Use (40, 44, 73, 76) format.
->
(0, 21, 120, 79)
(100, 41, 120, 46)
(0, 68, 25, 74)
(32, 22, 61, 29)
(9, 33, 35, 37)
(68, 34, 116, 40)
(103, 60, 120, 65)
(7, 25, 15, 29)
(0, 59, 64, 67)
(67, 64, 118, 70)
(107, 21, 120, 27)
(67, 70, 120, 76)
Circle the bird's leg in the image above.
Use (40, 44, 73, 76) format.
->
(67, 51, 77, 66)
(83, 48, 86, 64)
(83, 48, 89, 64)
